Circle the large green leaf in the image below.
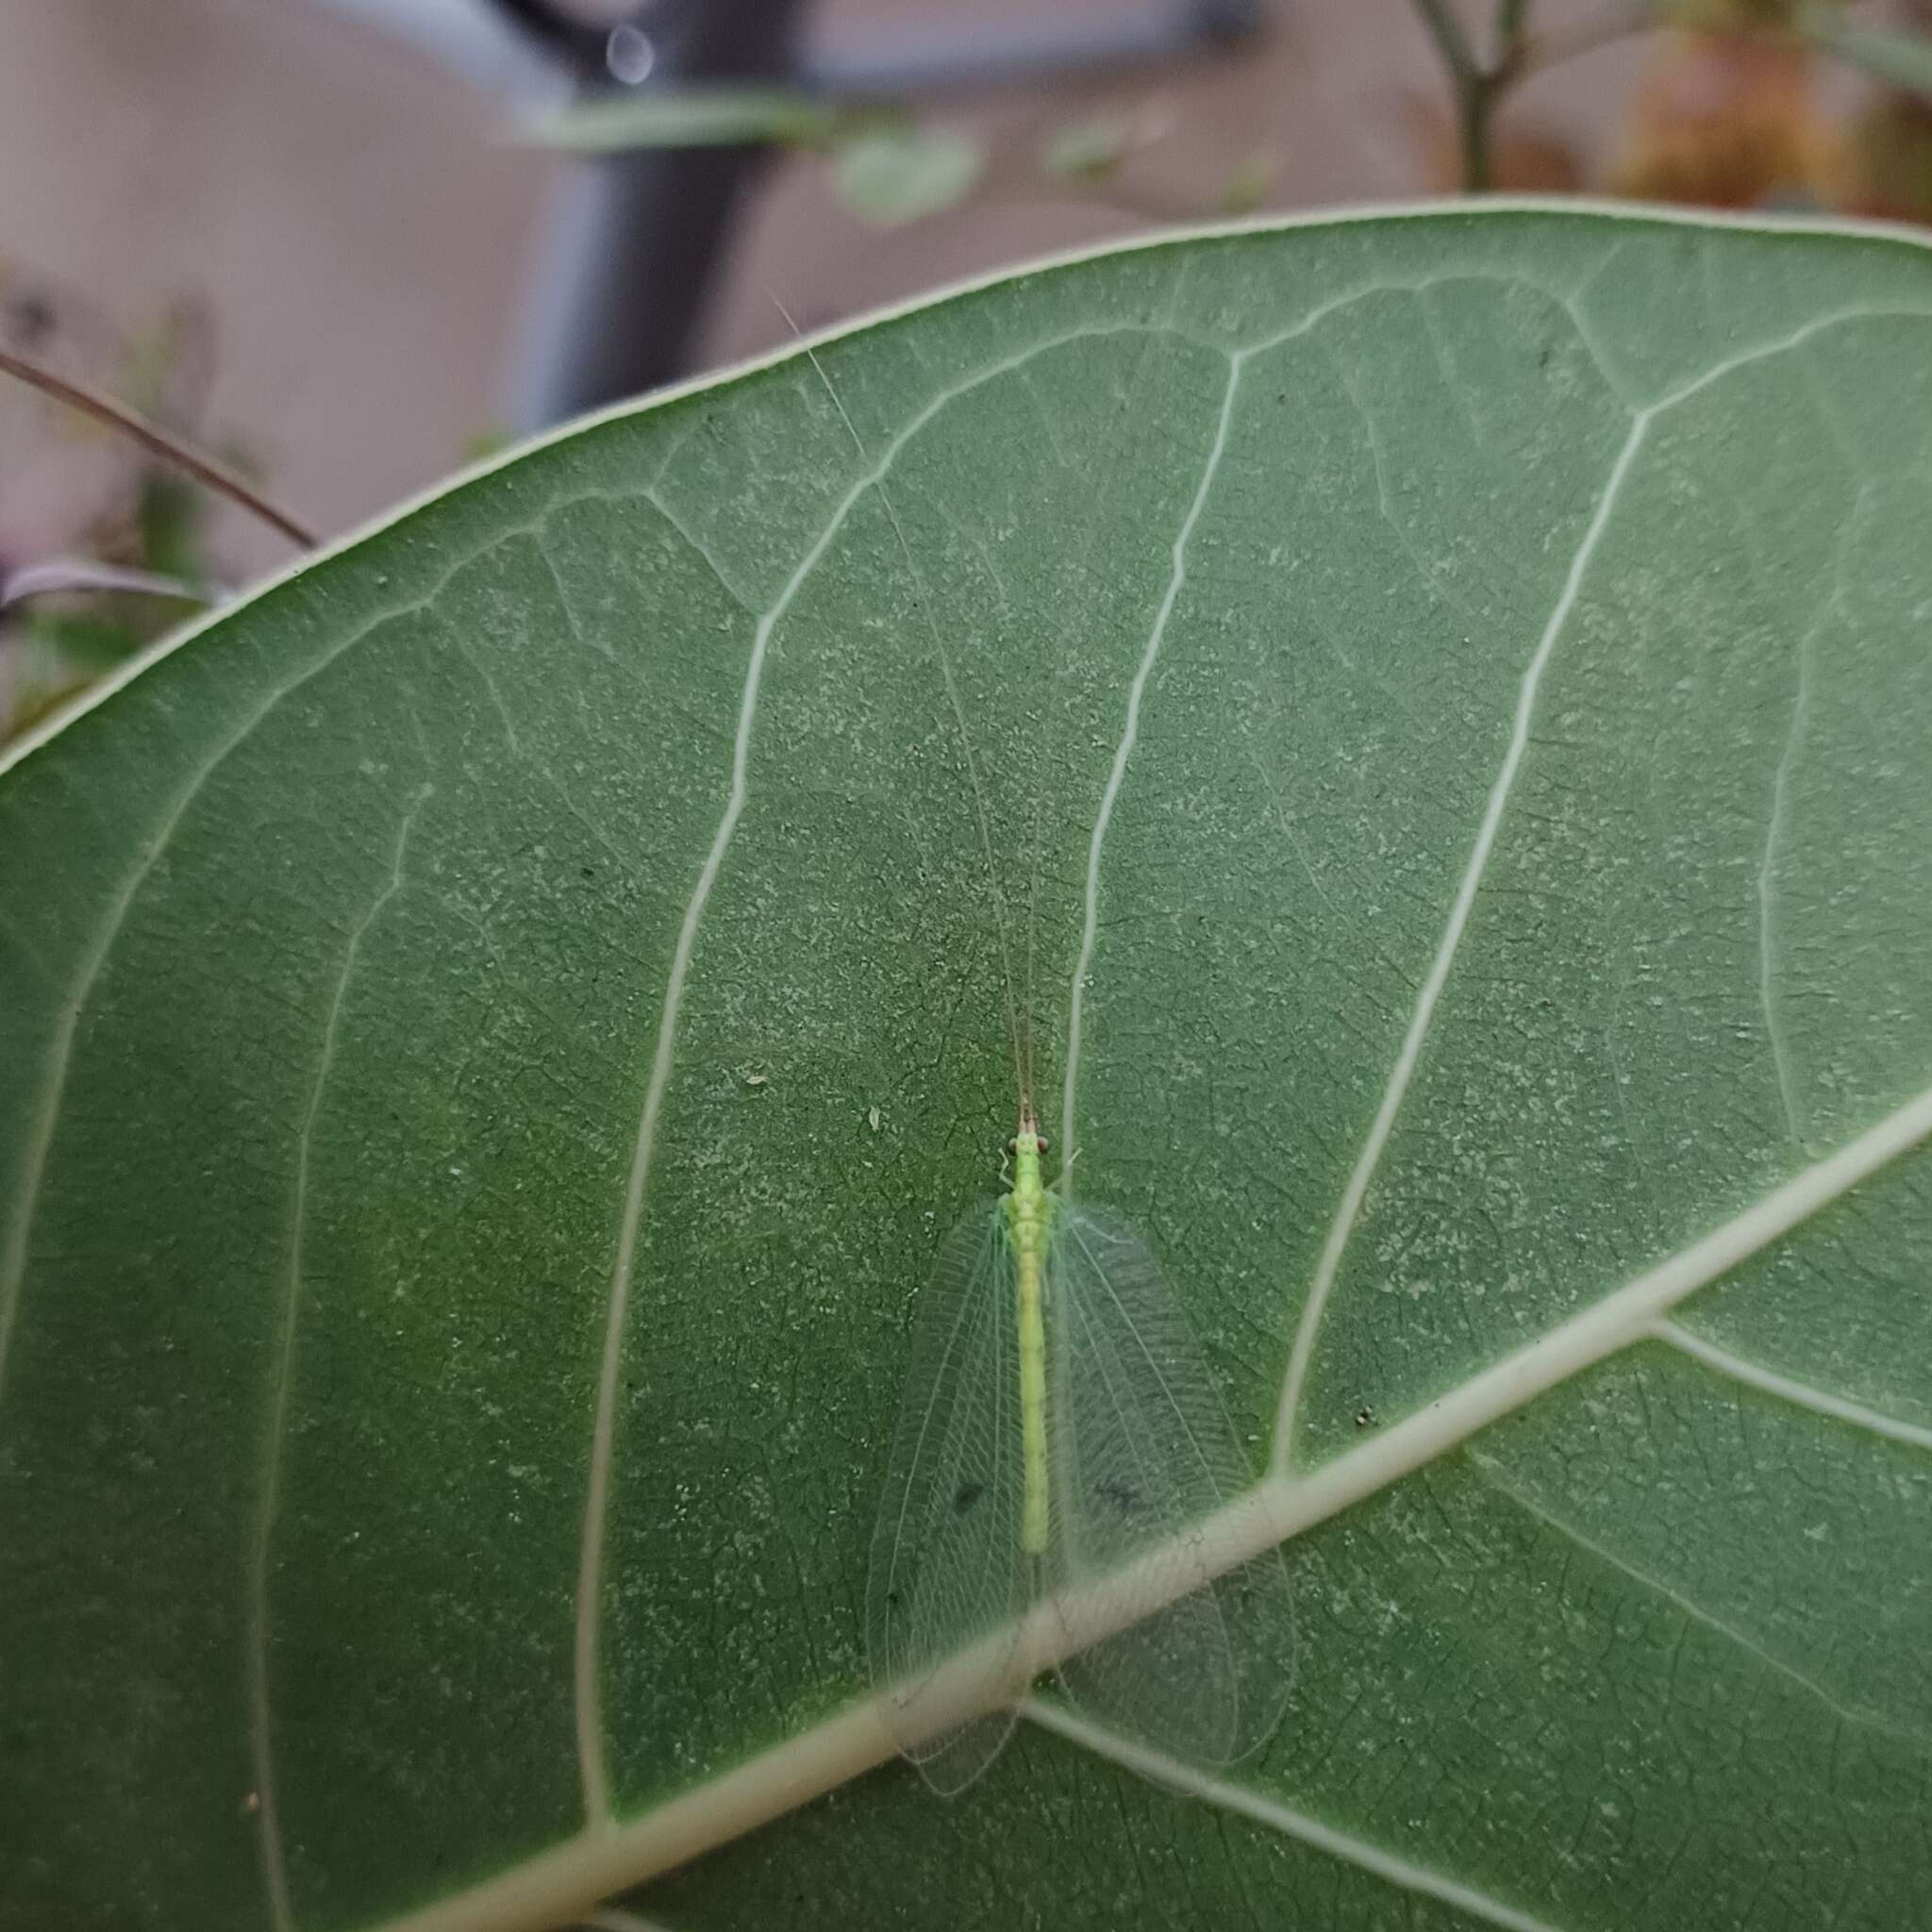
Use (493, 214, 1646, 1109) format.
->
(5, 205, 1932, 1932)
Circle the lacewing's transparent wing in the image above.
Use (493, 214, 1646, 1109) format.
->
(867, 1191, 1294, 1793)
(1046, 1203, 1295, 1766)
(864, 1202, 1028, 1792)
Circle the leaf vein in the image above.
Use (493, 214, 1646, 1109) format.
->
(1271, 404, 1652, 1466)
(1060, 350, 1241, 1158)
(248, 784, 429, 1932)
(1024, 1698, 1571, 1932)
(0, 525, 535, 1407)
(1468, 1450, 1928, 1746)
(1650, 1319, 1932, 1455)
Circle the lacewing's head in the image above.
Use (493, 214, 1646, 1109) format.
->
(1008, 1103, 1047, 1162)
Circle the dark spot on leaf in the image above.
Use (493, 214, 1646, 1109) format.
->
(954, 1481, 984, 1514)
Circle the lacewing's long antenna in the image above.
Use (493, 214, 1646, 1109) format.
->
(1022, 789, 1047, 1119)
(774, 295, 1029, 1111)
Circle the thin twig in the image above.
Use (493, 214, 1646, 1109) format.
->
(1410, 0, 1499, 189)
(1412, 0, 1482, 84)
(1412, 0, 1635, 191)
(0, 343, 316, 548)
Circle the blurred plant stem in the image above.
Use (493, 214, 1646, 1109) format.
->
(0, 343, 315, 549)
(1410, 0, 1515, 189)
(1413, 0, 1657, 190)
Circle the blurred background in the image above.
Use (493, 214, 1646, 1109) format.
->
(6, 0, 1932, 738)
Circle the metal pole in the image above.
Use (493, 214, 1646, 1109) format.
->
(508, 0, 809, 428)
